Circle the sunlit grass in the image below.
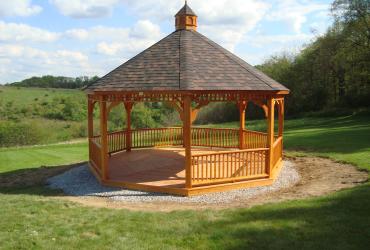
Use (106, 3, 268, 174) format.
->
(0, 114, 369, 249)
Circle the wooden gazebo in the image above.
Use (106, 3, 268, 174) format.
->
(85, 2, 289, 196)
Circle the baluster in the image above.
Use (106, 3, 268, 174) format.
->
(210, 155, 215, 180)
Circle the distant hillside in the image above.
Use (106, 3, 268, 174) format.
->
(6, 75, 99, 89)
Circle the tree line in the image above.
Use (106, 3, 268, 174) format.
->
(257, 0, 369, 116)
(7, 75, 99, 89)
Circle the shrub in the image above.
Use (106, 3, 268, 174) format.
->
(0, 121, 48, 147)
(131, 103, 157, 128)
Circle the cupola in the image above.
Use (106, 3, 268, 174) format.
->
(175, 1, 197, 31)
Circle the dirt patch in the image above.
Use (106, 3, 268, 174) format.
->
(235, 156, 368, 209)
(59, 157, 368, 211)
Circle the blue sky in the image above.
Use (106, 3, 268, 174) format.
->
(0, 0, 333, 83)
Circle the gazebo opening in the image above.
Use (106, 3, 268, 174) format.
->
(85, 2, 289, 196)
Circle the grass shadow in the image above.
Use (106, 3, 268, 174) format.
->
(0, 162, 86, 196)
(196, 183, 370, 249)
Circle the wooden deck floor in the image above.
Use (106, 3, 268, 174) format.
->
(108, 147, 230, 188)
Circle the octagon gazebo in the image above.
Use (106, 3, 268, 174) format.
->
(84, 2, 289, 196)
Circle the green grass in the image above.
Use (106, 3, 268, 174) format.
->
(0, 114, 369, 249)
(0, 142, 87, 173)
(0, 185, 369, 250)
(283, 115, 370, 170)
(0, 86, 83, 107)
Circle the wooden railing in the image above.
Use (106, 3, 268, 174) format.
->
(89, 127, 282, 186)
(89, 138, 102, 175)
(243, 130, 268, 148)
(107, 130, 127, 154)
(191, 148, 268, 185)
(191, 127, 239, 148)
(132, 127, 183, 148)
(272, 136, 283, 170)
(91, 127, 270, 155)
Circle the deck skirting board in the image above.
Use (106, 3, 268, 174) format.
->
(96, 176, 274, 197)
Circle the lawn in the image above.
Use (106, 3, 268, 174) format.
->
(0, 141, 87, 173)
(0, 114, 369, 249)
(0, 86, 83, 107)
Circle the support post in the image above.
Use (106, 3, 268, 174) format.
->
(183, 95, 192, 189)
(124, 102, 133, 152)
(238, 101, 247, 149)
(99, 96, 108, 180)
(267, 97, 275, 177)
(278, 100, 284, 137)
(87, 97, 94, 164)
(87, 97, 94, 139)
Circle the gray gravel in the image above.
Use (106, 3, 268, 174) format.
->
(47, 161, 299, 204)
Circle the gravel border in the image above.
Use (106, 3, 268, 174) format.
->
(47, 161, 300, 204)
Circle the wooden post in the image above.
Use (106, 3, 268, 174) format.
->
(87, 97, 94, 138)
(99, 96, 108, 180)
(267, 97, 275, 177)
(278, 99, 284, 137)
(238, 101, 247, 149)
(87, 97, 94, 164)
(124, 102, 133, 152)
(278, 99, 284, 161)
(183, 95, 192, 188)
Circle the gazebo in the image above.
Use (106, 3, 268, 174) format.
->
(84, 2, 289, 196)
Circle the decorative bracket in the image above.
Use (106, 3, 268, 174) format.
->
(107, 101, 121, 114)
(252, 100, 268, 118)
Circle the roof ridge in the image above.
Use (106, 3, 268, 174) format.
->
(192, 31, 275, 90)
(178, 30, 182, 89)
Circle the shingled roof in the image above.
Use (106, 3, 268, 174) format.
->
(175, 2, 197, 17)
(85, 6, 288, 93)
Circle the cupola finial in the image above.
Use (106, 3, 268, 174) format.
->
(175, 1, 197, 31)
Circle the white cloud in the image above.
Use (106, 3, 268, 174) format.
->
(96, 42, 123, 56)
(122, 0, 270, 51)
(0, 0, 42, 17)
(245, 33, 313, 48)
(130, 20, 161, 39)
(0, 21, 60, 43)
(65, 29, 89, 40)
(267, 0, 329, 33)
(64, 20, 162, 57)
(120, 0, 329, 50)
(197, 0, 270, 51)
(0, 19, 163, 83)
(0, 44, 93, 83)
(0, 45, 89, 64)
(50, 0, 120, 18)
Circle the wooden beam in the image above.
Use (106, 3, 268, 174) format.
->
(183, 95, 192, 188)
(266, 98, 275, 177)
(277, 99, 284, 136)
(168, 100, 209, 123)
(238, 101, 247, 149)
(107, 101, 121, 114)
(190, 101, 209, 123)
(167, 101, 184, 121)
(87, 98, 94, 138)
(252, 100, 268, 118)
(99, 97, 108, 180)
(124, 102, 134, 152)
